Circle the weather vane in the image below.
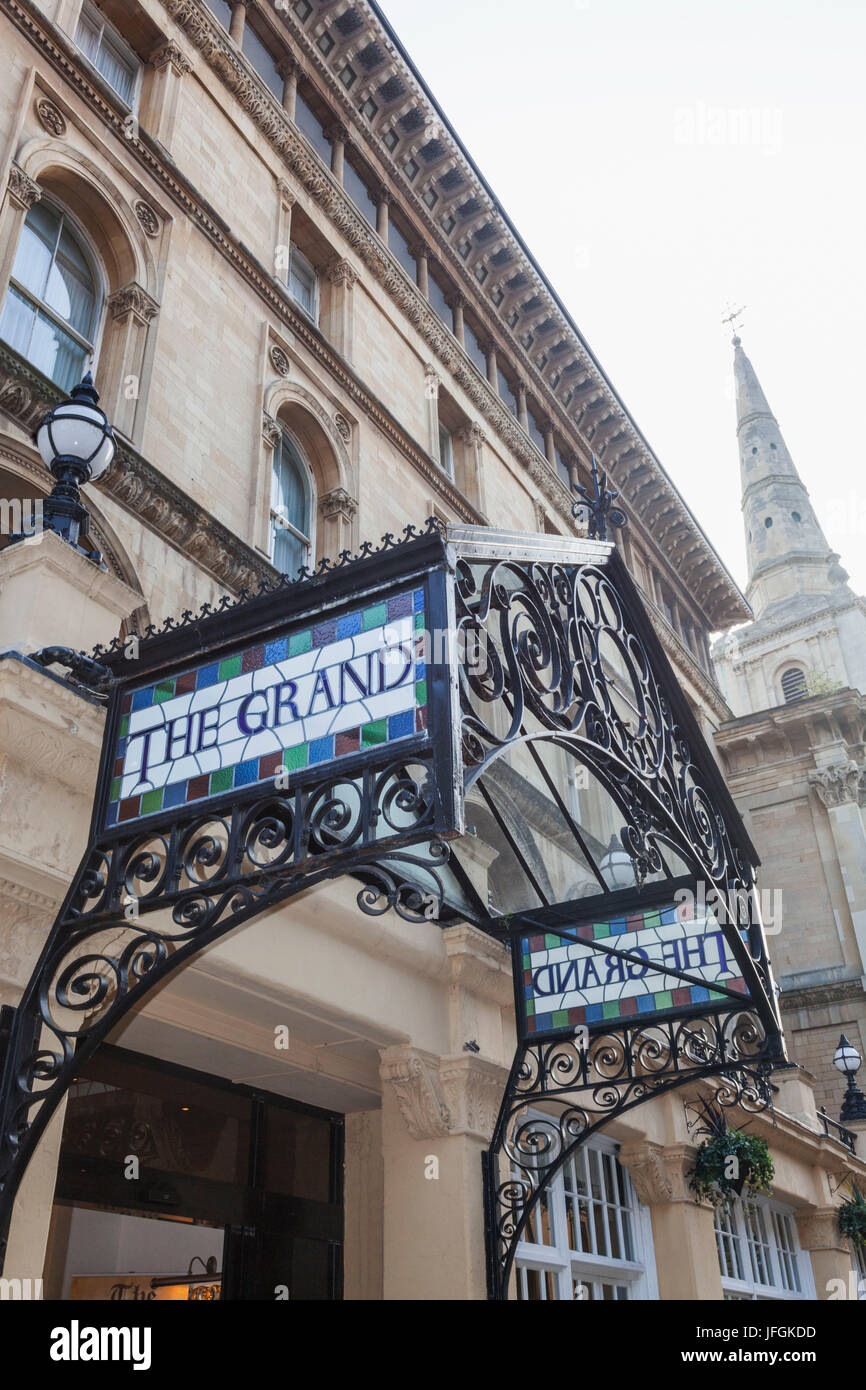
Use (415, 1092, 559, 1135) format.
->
(722, 303, 746, 339)
(571, 454, 627, 542)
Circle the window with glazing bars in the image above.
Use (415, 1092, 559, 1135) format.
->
(75, 2, 140, 105)
(715, 1198, 810, 1298)
(270, 433, 312, 575)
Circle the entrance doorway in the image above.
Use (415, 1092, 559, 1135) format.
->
(43, 1046, 344, 1300)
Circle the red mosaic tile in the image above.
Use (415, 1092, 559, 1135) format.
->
(118, 797, 140, 822)
(258, 751, 283, 780)
(121, 691, 133, 714)
(618, 996, 639, 1016)
(626, 913, 644, 932)
(528, 934, 545, 953)
(113, 757, 124, 779)
(415, 706, 428, 732)
(175, 670, 197, 694)
(242, 645, 265, 673)
(335, 728, 360, 756)
(672, 987, 692, 1007)
(187, 775, 210, 800)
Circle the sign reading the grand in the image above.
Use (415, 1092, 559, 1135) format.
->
(106, 586, 426, 827)
(519, 895, 749, 1038)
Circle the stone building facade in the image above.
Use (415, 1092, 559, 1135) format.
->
(0, 0, 863, 1300)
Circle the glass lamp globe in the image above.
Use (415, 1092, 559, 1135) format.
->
(599, 835, 636, 890)
(833, 1034, 861, 1077)
(35, 373, 116, 483)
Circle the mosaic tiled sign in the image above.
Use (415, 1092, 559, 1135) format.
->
(104, 586, 427, 827)
(520, 898, 748, 1037)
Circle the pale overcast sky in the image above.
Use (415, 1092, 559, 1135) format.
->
(379, 0, 866, 616)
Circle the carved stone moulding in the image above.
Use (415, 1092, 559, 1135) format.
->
(269, 344, 291, 377)
(134, 200, 160, 238)
(35, 97, 66, 137)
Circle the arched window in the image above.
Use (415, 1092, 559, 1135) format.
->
(0, 201, 101, 391)
(270, 431, 313, 574)
(781, 667, 807, 704)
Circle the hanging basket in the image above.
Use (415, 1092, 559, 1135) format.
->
(688, 1129, 774, 1208)
(839, 1187, 866, 1249)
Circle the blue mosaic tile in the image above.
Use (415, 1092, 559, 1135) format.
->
(163, 780, 188, 809)
(585, 1003, 603, 1022)
(387, 710, 415, 740)
(637, 994, 657, 1013)
(264, 637, 287, 663)
(309, 735, 335, 764)
(690, 985, 710, 1003)
(105, 802, 119, 827)
(131, 687, 153, 712)
(234, 759, 259, 786)
(413, 588, 425, 612)
(336, 611, 362, 639)
(196, 662, 221, 690)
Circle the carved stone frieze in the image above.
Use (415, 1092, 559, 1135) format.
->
(150, 40, 193, 75)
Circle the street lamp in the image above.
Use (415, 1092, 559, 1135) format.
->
(833, 1034, 866, 1123)
(25, 372, 116, 563)
(599, 834, 636, 890)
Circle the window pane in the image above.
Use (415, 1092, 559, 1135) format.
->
(242, 26, 282, 98)
(30, 311, 89, 390)
(295, 92, 332, 165)
(343, 161, 377, 227)
(388, 220, 416, 279)
(273, 436, 309, 535)
(75, 8, 101, 62)
(497, 367, 518, 417)
(427, 273, 451, 327)
(203, 0, 233, 28)
(46, 250, 95, 338)
(11, 205, 58, 299)
(464, 320, 487, 374)
(0, 285, 37, 359)
(96, 39, 136, 103)
(272, 523, 306, 576)
(288, 248, 316, 318)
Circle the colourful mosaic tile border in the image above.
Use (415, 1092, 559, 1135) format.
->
(105, 587, 427, 827)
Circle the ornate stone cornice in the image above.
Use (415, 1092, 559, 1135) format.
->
(808, 760, 863, 808)
(0, 343, 276, 596)
(780, 976, 865, 1012)
(7, 160, 41, 210)
(107, 281, 160, 324)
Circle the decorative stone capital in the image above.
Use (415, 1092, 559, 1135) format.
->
(108, 281, 160, 325)
(618, 1140, 696, 1205)
(380, 1046, 451, 1139)
(321, 487, 357, 522)
(7, 163, 41, 212)
(380, 1045, 508, 1142)
(261, 411, 282, 448)
(808, 760, 862, 808)
(276, 56, 301, 81)
(327, 258, 358, 289)
(325, 122, 349, 145)
(408, 240, 428, 261)
(456, 421, 486, 448)
(795, 1205, 851, 1253)
(150, 40, 192, 75)
(276, 177, 296, 210)
(376, 186, 394, 206)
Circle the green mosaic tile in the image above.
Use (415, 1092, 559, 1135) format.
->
(593, 922, 611, 938)
(362, 602, 388, 631)
(708, 987, 727, 1000)
(552, 1010, 569, 1028)
(110, 777, 121, 801)
(289, 630, 311, 656)
(414, 611, 425, 630)
(522, 953, 531, 971)
(361, 719, 387, 746)
(644, 911, 662, 929)
(544, 933, 560, 949)
(525, 999, 535, 1016)
(141, 789, 164, 815)
(602, 1000, 620, 1020)
(218, 656, 241, 680)
(154, 679, 176, 703)
(415, 679, 427, 706)
(120, 715, 130, 738)
(283, 742, 308, 770)
(210, 767, 233, 793)
(655, 990, 673, 1009)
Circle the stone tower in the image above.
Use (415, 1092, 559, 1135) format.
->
(713, 334, 866, 1119)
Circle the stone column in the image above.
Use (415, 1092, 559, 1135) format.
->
(796, 1207, 858, 1299)
(412, 243, 429, 298)
(516, 378, 529, 433)
(0, 164, 41, 307)
(327, 123, 347, 185)
(543, 422, 557, 469)
(618, 1140, 725, 1299)
(275, 179, 296, 279)
(485, 340, 499, 389)
(325, 259, 358, 360)
(147, 41, 192, 153)
(278, 57, 299, 121)
(376, 188, 391, 241)
(448, 293, 465, 347)
(808, 758, 866, 980)
(0, 531, 142, 1282)
(229, 0, 248, 46)
(320, 486, 358, 558)
(344, 1110, 383, 1300)
(456, 422, 487, 515)
(379, 1045, 508, 1299)
(103, 283, 160, 440)
(424, 364, 441, 464)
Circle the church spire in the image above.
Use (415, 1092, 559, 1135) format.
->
(733, 334, 847, 619)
